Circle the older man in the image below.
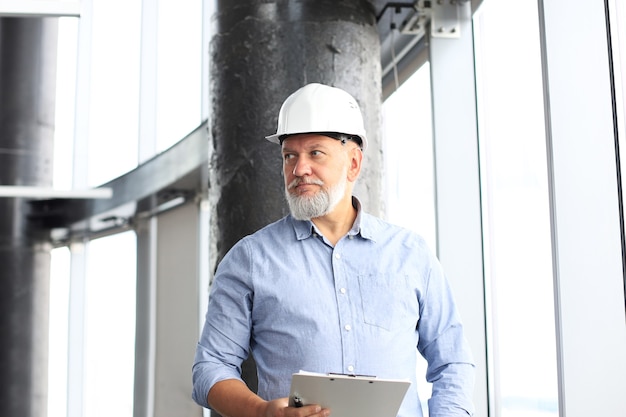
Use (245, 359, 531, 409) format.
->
(192, 83, 475, 417)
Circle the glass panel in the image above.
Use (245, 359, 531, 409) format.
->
(382, 64, 437, 250)
(49, 247, 71, 417)
(473, 2, 559, 416)
(83, 232, 137, 417)
(608, 0, 626, 241)
(156, 0, 203, 151)
(382, 64, 436, 416)
(87, 0, 142, 186)
(54, 17, 78, 189)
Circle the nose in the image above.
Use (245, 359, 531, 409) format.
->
(291, 156, 312, 177)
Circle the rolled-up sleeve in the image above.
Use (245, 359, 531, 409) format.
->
(192, 240, 254, 408)
(417, 253, 475, 416)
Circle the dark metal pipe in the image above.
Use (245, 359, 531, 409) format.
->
(0, 17, 58, 417)
(209, 0, 382, 400)
(210, 0, 382, 258)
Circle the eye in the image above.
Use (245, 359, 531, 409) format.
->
(283, 153, 295, 162)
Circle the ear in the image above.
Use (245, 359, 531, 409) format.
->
(346, 146, 363, 183)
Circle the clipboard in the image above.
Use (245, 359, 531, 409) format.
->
(288, 371, 411, 417)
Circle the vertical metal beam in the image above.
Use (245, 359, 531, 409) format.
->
(198, 197, 212, 417)
(0, 16, 58, 417)
(134, 3, 159, 412)
(154, 202, 203, 417)
(66, 241, 87, 417)
(198, 5, 212, 411)
(537, 1, 626, 416)
(67, 1, 92, 415)
(200, 0, 213, 123)
(134, 217, 157, 417)
(428, 2, 489, 416)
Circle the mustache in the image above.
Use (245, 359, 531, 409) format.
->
(287, 178, 324, 190)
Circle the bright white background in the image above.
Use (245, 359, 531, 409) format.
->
(49, 1, 202, 416)
(48, 1, 626, 416)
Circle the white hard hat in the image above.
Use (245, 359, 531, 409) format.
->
(265, 83, 368, 151)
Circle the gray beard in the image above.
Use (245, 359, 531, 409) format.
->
(285, 172, 347, 221)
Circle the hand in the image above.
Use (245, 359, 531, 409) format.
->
(262, 397, 330, 417)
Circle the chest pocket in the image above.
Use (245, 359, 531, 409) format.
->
(357, 273, 414, 331)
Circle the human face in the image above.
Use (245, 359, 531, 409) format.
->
(282, 134, 354, 220)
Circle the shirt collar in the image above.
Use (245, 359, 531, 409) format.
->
(289, 196, 377, 242)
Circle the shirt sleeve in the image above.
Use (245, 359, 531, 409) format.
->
(191, 239, 254, 408)
(417, 250, 476, 417)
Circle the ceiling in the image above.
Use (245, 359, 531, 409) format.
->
(372, 0, 482, 94)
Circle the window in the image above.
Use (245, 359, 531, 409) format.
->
(53, 17, 78, 190)
(49, 2, 204, 415)
(87, 0, 142, 186)
(83, 232, 137, 417)
(156, 0, 203, 151)
(474, 1, 559, 416)
(48, 247, 71, 417)
(609, 0, 626, 238)
(382, 64, 436, 416)
(383, 64, 437, 251)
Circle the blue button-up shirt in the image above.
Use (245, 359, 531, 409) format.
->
(192, 200, 475, 417)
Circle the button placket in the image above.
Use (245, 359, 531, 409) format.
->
(332, 243, 357, 377)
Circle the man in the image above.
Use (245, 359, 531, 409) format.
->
(192, 83, 475, 417)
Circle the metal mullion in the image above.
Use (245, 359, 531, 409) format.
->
(67, 1, 93, 416)
(428, 2, 489, 416)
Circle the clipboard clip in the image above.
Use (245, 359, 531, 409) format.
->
(328, 372, 377, 378)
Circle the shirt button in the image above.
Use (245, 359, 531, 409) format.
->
(340, 288, 346, 294)
(348, 235, 354, 240)
(347, 365, 354, 372)
(335, 253, 341, 259)
(344, 324, 351, 331)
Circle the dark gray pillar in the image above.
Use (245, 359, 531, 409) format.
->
(208, 0, 382, 398)
(0, 17, 58, 417)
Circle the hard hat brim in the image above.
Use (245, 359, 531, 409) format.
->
(265, 131, 367, 150)
(265, 133, 281, 145)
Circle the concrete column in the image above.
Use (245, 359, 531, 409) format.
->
(0, 17, 58, 417)
(208, 0, 383, 397)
